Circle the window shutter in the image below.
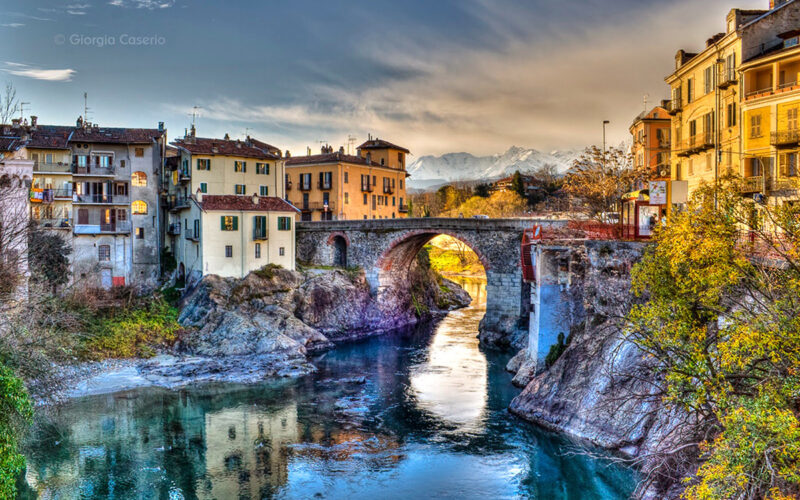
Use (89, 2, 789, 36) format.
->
(780, 154, 788, 177)
(221, 216, 226, 230)
(233, 216, 239, 231)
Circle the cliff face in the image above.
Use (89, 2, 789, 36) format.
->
(178, 264, 471, 360)
(507, 241, 688, 499)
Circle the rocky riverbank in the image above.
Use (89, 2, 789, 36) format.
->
(61, 263, 471, 399)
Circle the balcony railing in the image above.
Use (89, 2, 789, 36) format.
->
(383, 185, 395, 194)
(398, 203, 409, 213)
(742, 176, 765, 194)
(53, 188, 73, 198)
(676, 133, 714, 157)
(185, 229, 200, 241)
(167, 195, 191, 211)
(34, 217, 71, 229)
(253, 228, 268, 240)
(167, 222, 181, 235)
(778, 80, 799, 91)
(299, 182, 313, 191)
(361, 183, 374, 192)
(178, 170, 191, 182)
(666, 98, 682, 115)
(302, 201, 335, 211)
(746, 87, 774, 100)
(74, 220, 131, 234)
(72, 164, 116, 176)
(772, 178, 798, 191)
(285, 181, 292, 190)
(73, 194, 130, 205)
(318, 180, 332, 190)
(33, 161, 72, 173)
(770, 130, 800, 147)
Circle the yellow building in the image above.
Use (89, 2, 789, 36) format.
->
(169, 129, 294, 282)
(665, 0, 800, 209)
(740, 29, 800, 202)
(284, 137, 410, 221)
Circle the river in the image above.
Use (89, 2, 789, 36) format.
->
(21, 277, 637, 499)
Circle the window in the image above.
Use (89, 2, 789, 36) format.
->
(279, 247, 285, 256)
(256, 162, 269, 175)
(234, 161, 246, 173)
(789, 108, 798, 131)
(344, 172, 349, 183)
(221, 216, 239, 231)
(277, 216, 291, 231)
(132, 200, 148, 215)
(197, 159, 211, 170)
(398, 152, 404, 165)
(302, 192, 309, 209)
(727, 103, 737, 127)
(323, 192, 330, 205)
(344, 192, 349, 204)
(193, 219, 200, 239)
(199, 182, 208, 193)
(400, 180, 403, 190)
(75, 155, 88, 167)
(689, 119, 697, 139)
(134, 147, 144, 157)
(260, 185, 269, 196)
(253, 215, 267, 239)
(98, 245, 110, 261)
(225, 245, 233, 258)
(704, 66, 713, 94)
(363, 193, 368, 205)
(688, 159, 694, 176)
(687, 78, 694, 103)
(319, 171, 332, 189)
(750, 114, 762, 138)
(780, 152, 798, 177)
(132, 171, 147, 187)
(255, 243, 261, 259)
(300, 173, 312, 190)
(136, 227, 144, 239)
(234, 184, 246, 195)
(705, 153, 713, 172)
(380, 158, 385, 166)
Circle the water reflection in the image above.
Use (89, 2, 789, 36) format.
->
(22, 276, 637, 499)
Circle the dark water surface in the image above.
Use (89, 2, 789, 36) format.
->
(22, 277, 636, 499)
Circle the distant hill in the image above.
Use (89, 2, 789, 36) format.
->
(407, 146, 582, 188)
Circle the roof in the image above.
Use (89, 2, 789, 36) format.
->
(199, 195, 299, 213)
(173, 137, 280, 159)
(25, 125, 72, 149)
(357, 138, 410, 153)
(285, 151, 386, 168)
(0, 137, 24, 153)
(70, 126, 163, 144)
(0, 123, 163, 150)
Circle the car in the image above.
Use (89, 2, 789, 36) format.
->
(472, 214, 489, 219)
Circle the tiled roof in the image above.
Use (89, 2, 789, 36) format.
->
(285, 151, 385, 167)
(0, 123, 163, 149)
(26, 125, 72, 149)
(0, 137, 24, 153)
(357, 138, 410, 153)
(199, 195, 299, 213)
(173, 137, 280, 159)
(71, 126, 163, 144)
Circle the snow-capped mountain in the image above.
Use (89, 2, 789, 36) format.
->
(407, 146, 582, 188)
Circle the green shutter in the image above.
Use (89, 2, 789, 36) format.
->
(233, 216, 239, 231)
(220, 216, 225, 230)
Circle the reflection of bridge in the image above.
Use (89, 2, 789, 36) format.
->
(296, 218, 567, 344)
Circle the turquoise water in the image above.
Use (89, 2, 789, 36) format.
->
(21, 279, 636, 499)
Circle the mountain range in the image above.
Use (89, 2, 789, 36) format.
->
(406, 146, 583, 189)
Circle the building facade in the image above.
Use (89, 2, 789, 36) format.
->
(284, 138, 409, 221)
(1, 117, 165, 290)
(665, 0, 800, 209)
(167, 130, 293, 283)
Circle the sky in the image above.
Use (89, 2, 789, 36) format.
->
(0, 0, 769, 159)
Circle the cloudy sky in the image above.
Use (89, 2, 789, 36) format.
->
(0, 0, 767, 158)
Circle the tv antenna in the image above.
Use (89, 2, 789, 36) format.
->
(643, 94, 649, 112)
(19, 101, 30, 120)
(83, 92, 92, 122)
(347, 135, 357, 155)
(190, 105, 202, 127)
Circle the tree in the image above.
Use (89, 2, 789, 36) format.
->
(474, 183, 491, 198)
(0, 83, 18, 125)
(445, 190, 527, 218)
(564, 145, 647, 220)
(625, 178, 800, 499)
(510, 170, 526, 198)
(29, 230, 72, 293)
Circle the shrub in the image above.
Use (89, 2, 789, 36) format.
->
(545, 332, 570, 368)
(254, 263, 283, 280)
(0, 363, 32, 500)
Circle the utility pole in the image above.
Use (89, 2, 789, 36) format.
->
(603, 120, 610, 219)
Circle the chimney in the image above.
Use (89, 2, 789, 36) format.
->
(30, 116, 37, 129)
(190, 124, 196, 138)
(11, 118, 20, 129)
(158, 121, 164, 132)
(224, 133, 230, 140)
(77, 116, 83, 128)
(285, 150, 291, 158)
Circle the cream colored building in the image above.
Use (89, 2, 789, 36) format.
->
(285, 137, 410, 221)
(168, 130, 294, 282)
(175, 194, 297, 282)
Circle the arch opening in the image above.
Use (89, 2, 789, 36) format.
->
(333, 235, 348, 268)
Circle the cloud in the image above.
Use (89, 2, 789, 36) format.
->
(3, 62, 75, 82)
(108, 0, 175, 9)
(0, 24, 25, 28)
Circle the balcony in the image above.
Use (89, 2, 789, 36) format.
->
(302, 201, 335, 212)
(742, 176, 765, 194)
(253, 228, 268, 241)
(168, 195, 191, 211)
(676, 133, 714, 157)
(167, 222, 181, 236)
(53, 188, 73, 199)
(318, 180, 332, 190)
(772, 178, 798, 191)
(73, 194, 130, 205)
(745, 86, 774, 101)
(74, 220, 131, 235)
(34, 218, 71, 230)
(771, 130, 800, 147)
(361, 183, 374, 192)
(383, 185, 395, 194)
(33, 161, 72, 174)
(398, 203, 409, 213)
(666, 98, 682, 116)
(72, 164, 116, 177)
(299, 182, 313, 191)
(178, 170, 191, 182)
(185, 229, 200, 242)
(718, 69, 737, 89)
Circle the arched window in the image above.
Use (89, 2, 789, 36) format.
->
(132, 171, 147, 187)
(132, 200, 148, 215)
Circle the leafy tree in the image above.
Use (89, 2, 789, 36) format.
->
(474, 183, 492, 198)
(28, 230, 72, 293)
(626, 178, 800, 499)
(444, 190, 527, 218)
(564, 145, 648, 220)
(510, 170, 526, 198)
(0, 363, 33, 499)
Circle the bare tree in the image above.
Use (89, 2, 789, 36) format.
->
(0, 82, 19, 125)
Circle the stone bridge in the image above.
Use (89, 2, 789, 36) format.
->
(296, 218, 568, 345)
